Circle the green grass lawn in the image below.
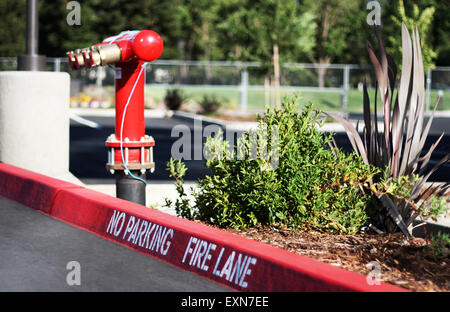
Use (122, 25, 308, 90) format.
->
(145, 86, 450, 113)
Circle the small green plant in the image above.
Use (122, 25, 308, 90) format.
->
(164, 89, 186, 111)
(199, 95, 223, 114)
(425, 232, 450, 261)
(164, 158, 194, 219)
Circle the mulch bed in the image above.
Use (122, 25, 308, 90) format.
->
(214, 224, 449, 292)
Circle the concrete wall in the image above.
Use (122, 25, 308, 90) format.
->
(0, 71, 82, 185)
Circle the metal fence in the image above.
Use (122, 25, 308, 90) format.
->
(1, 57, 449, 112)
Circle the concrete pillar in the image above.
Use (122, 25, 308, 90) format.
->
(0, 71, 83, 185)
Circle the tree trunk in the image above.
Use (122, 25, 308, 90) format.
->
(177, 40, 186, 84)
(204, 56, 212, 84)
(264, 75, 270, 109)
(273, 44, 281, 108)
(317, 66, 326, 88)
(316, 57, 331, 88)
(202, 23, 212, 84)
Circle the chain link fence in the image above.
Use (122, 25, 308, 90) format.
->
(1, 57, 449, 113)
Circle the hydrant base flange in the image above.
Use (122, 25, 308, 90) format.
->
(106, 163, 155, 171)
(105, 134, 155, 173)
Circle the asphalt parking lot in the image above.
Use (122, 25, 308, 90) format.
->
(0, 196, 229, 292)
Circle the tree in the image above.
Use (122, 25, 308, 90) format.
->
(39, 0, 99, 57)
(4, 0, 447, 68)
(0, 0, 26, 57)
(429, 1, 450, 66)
(217, 0, 310, 68)
(216, 0, 315, 106)
(166, 0, 225, 82)
(388, 0, 437, 70)
(301, 0, 361, 88)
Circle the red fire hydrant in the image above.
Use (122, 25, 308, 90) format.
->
(67, 30, 164, 205)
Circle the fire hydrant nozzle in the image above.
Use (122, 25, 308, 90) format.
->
(67, 30, 164, 205)
(67, 44, 122, 69)
(67, 30, 163, 70)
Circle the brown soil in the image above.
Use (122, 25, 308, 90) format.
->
(214, 224, 449, 292)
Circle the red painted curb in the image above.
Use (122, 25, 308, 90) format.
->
(0, 163, 407, 292)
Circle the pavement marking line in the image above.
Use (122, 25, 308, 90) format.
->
(69, 112, 102, 129)
(0, 162, 407, 292)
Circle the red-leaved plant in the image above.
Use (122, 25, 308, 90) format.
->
(326, 23, 449, 237)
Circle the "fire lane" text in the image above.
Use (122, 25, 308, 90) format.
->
(181, 235, 258, 288)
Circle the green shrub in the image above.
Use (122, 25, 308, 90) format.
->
(199, 95, 223, 114)
(164, 89, 186, 111)
(164, 158, 194, 219)
(425, 232, 450, 261)
(167, 96, 378, 234)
